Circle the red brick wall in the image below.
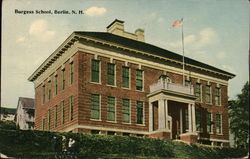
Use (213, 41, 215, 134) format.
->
(34, 50, 229, 142)
(35, 53, 80, 131)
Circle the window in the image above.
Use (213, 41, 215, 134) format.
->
(91, 59, 100, 83)
(47, 109, 50, 131)
(195, 83, 202, 102)
(41, 118, 45, 131)
(196, 110, 202, 132)
(122, 133, 130, 136)
(107, 131, 116, 135)
(185, 80, 190, 86)
(185, 109, 189, 131)
(70, 62, 74, 85)
(122, 99, 130, 123)
(91, 130, 100, 134)
(54, 75, 58, 95)
(216, 114, 222, 134)
(122, 66, 130, 88)
(61, 100, 65, 124)
(54, 105, 58, 128)
(136, 134, 144, 137)
(136, 101, 144, 124)
(62, 69, 65, 90)
(69, 96, 74, 120)
(207, 112, 213, 133)
(205, 85, 211, 104)
(91, 94, 100, 120)
(48, 81, 51, 100)
(42, 85, 45, 104)
(136, 70, 143, 91)
(215, 87, 221, 105)
(107, 63, 115, 85)
(107, 96, 115, 121)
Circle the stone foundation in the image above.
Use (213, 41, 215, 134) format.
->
(180, 133, 198, 143)
(149, 131, 171, 139)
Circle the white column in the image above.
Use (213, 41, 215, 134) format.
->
(158, 99, 165, 130)
(164, 99, 169, 130)
(188, 103, 192, 132)
(149, 102, 153, 132)
(180, 108, 183, 134)
(192, 104, 196, 133)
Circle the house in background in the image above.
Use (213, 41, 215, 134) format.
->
(28, 19, 235, 146)
(15, 97, 35, 130)
(0, 107, 16, 121)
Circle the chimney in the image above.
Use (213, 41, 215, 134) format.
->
(107, 19, 124, 36)
(107, 19, 145, 42)
(135, 29, 145, 42)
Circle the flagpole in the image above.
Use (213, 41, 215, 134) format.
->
(181, 18, 185, 86)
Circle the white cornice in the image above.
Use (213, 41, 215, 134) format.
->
(28, 33, 234, 84)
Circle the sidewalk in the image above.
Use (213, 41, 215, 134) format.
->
(0, 153, 15, 159)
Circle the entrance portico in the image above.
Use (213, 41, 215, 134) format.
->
(148, 75, 198, 143)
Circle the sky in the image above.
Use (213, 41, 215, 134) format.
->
(1, 0, 249, 108)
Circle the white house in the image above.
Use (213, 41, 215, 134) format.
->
(15, 97, 35, 130)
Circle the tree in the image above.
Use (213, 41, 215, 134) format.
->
(0, 120, 17, 130)
(229, 81, 249, 149)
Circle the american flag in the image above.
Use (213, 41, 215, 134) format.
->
(172, 18, 183, 27)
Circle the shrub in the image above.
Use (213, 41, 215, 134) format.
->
(0, 129, 248, 159)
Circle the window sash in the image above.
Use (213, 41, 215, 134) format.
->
(42, 118, 45, 131)
(196, 110, 202, 132)
(70, 62, 74, 85)
(122, 99, 130, 123)
(42, 85, 45, 104)
(61, 101, 65, 124)
(136, 70, 143, 91)
(215, 88, 221, 105)
(54, 75, 58, 95)
(216, 114, 222, 134)
(195, 83, 202, 102)
(69, 96, 73, 120)
(107, 63, 115, 85)
(122, 67, 129, 88)
(136, 101, 143, 124)
(185, 109, 189, 130)
(107, 96, 115, 121)
(91, 94, 100, 120)
(205, 86, 211, 103)
(91, 60, 100, 83)
(62, 69, 65, 90)
(47, 110, 50, 130)
(207, 112, 212, 133)
(48, 81, 51, 100)
(54, 105, 58, 128)
(185, 80, 190, 86)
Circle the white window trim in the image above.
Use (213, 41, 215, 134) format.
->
(90, 59, 101, 84)
(205, 85, 212, 104)
(121, 66, 131, 90)
(216, 114, 223, 135)
(69, 61, 74, 86)
(122, 99, 131, 124)
(196, 83, 202, 102)
(215, 87, 222, 106)
(61, 68, 66, 91)
(207, 112, 213, 134)
(54, 74, 58, 96)
(107, 96, 117, 123)
(90, 94, 102, 121)
(106, 63, 117, 87)
(42, 84, 45, 105)
(136, 70, 144, 92)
